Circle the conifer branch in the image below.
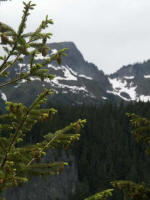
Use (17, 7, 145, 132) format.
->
(0, 53, 21, 76)
(0, 45, 17, 74)
(26, 134, 58, 167)
(0, 89, 52, 167)
(26, 119, 86, 167)
(0, 2, 35, 75)
(0, 74, 27, 88)
(0, 2, 86, 197)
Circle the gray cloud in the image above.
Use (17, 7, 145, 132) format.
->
(1, 0, 150, 74)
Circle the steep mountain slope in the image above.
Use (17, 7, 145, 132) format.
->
(109, 60, 150, 102)
(1, 42, 150, 106)
(1, 42, 117, 106)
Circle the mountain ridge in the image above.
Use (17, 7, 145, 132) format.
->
(1, 41, 150, 106)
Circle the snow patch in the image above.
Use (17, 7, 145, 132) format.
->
(50, 77, 88, 93)
(79, 74, 93, 80)
(68, 67, 77, 76)
(62, 65, 77, 81)
(107, 90, 130, 101)
(47, 64, 62, 70)
(30, 77, 40, 81)
(46, 65, 78, 82)
(48, 64, 78, 79)
(124, 76, 134, 79)
(108, 77, 150, 102)
(44, 66, 89, 94)
(102, 96, 107, 100)
(18, 63, 26, 69)
(130, 82, 134, 87)
(108, 78, 137, 101)
(1, 92, 7, 101)
(20, 79, 27, 83)
(18, 63, 30, 72)
(62, 91, 68, 94)
(47, 64, 93, 80)
(144, 75, 150, 78)
(138, 95, 150, 102)
(52, 81, 88, 93)
(51, 49, 58, 55)
(34, 54, 49, 60)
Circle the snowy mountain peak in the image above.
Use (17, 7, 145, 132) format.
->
(1, 42, 150, 106)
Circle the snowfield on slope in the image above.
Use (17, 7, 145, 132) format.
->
(108, 77, 137, 101)
(108, 77, 150, 102)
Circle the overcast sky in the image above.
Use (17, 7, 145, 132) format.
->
(1, 0, 150, 74)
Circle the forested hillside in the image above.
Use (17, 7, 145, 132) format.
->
(1, 1, 150, 200)
(21, 101, 150, 199)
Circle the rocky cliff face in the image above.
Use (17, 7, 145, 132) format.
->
(1, 42, 150, 106)
(4, 151, 77, 200)
(0, 42, 118, 106)
(109, 60, 150, 102)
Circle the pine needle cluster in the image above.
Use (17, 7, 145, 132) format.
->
(1, 1, 150, 200)
(0, 2, 86, 199)
(85, 112, 150, 200)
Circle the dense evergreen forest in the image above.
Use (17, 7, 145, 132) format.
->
(23, 101, 150, 199)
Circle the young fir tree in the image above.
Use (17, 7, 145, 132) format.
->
(85, 114, 150, 200)
(110, 113, 150, 200)
(0, 1, 86, 199)
(88, 113, 150, 200)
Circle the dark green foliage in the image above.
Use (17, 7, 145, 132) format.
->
(0, 2, 86, 199)
(112, 180, 150, 200)
(126, 113, 150, 154)
(0, 1, 66, 87)
(84, 189, 114, 200)
(27, 102, 150, 199)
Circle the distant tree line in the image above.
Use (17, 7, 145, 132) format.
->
(24, 101, 150, 199)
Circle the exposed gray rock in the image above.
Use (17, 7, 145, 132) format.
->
(1, 41, 115, 106)
(4, 151, 78, 200)
(2, 41, 150, 109)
